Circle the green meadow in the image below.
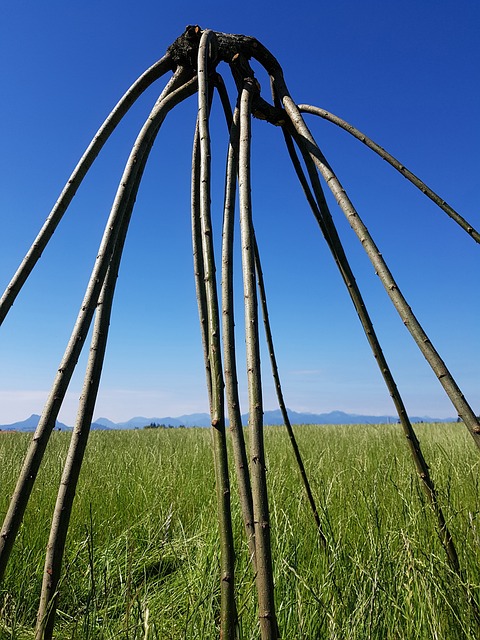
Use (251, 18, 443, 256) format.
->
(1, 423, 479, 638)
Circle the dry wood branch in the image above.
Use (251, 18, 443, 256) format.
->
(0, 71, 197, 585)
(280, 121, 460, 570)
(272, 74, 480, 451)
(253, 235, 327, 546)
(0, 54, 173, 327)
(219, 100, 257, 568)
(239, 80, 279, 640)
(298, 104, 480, 243)
(197, 30, 237, 639)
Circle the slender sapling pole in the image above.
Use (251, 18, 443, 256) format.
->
(298, 104, 480, 243)
(196, 30, 237, 639)
(281, 124, 460, 570)
(252, 235, 327, 545)
(272, 74, 480, 450)
(239, 79, 279, 640)
(35, 191, 132, 640)
(0, 54, 173, 326)
(0, 71, 197, 584)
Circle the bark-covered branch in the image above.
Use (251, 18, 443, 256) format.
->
(271, 72, 480, 451)
(0, 70, 197, 586)
(298, 104, 480, 243)
(196, 30, 237, 640)
(35, 188, 133, 640)
(279, 119, 460, 570)
(0, 54, 174, 327)
(239, 79, 279, 640)
(217, 92, 257, 569)
(253, 234, 327, 546)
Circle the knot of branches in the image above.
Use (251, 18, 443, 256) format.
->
(168, 25, 285, 125)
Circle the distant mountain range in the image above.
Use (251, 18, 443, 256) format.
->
(0, 414, 73, 432)
(0, 410, 456, 432)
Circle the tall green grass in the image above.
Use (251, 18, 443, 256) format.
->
(1, 423, 479, 638)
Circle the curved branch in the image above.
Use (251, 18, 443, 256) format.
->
(0, 53, 175, 326)
(217, 68, 323, 556)
(0, 71, 197, 584)
(218, 96, 257, 567)
(213, 73, 234, 125)
(272, 74, 480, 451)
(298, 104, 480, 243)
(197, 30, 237, 640)
(239, 79, 279, 640)
(36, 188, 133, 640)
(280, 119, 459, 570)
(214, 72, 257, 566)
(191, 123, 212, 404)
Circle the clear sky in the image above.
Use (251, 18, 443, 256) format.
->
(0, 1, 478, 425)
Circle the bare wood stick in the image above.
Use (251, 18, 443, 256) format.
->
(280, 121, 460, 570)
(212, 72, 257, 568)
(35, 187, 133, 640)
(253, 234, 327, 546)
(197, 30, 237, 640)
(220, 99, 257, 568)
(0, 72, 197, 584)
(239, 79, 279, 640)
(297, 104, 480, 243)
(192, 123, 213, 405)
(272, 73, 480, 451)
(0, 54, 174, 326)
(35, 66, 193, 639)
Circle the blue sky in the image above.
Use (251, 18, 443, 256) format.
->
(0, 1, 478, 424)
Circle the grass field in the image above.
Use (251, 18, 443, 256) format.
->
(0, 423, 479, 638)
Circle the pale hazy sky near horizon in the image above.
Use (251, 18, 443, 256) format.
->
(0, 1, 479, 425)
